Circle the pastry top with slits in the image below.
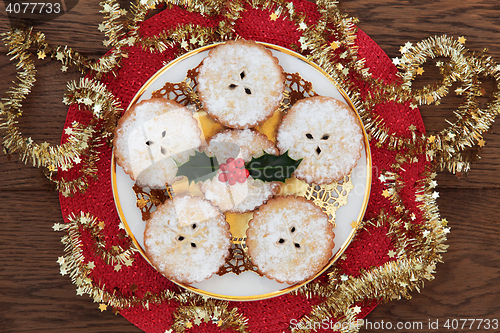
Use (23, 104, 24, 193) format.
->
(113, 98, 202, 188)
(197, 39, 285, 129)
(276, 96, 364, 185)
(246, 196, 335, 284)
(143, 196, 231, 284)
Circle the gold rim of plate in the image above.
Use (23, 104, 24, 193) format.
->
(111, 42, 372, 301)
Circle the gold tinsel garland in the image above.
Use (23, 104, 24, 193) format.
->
(2, 0, 499, 332)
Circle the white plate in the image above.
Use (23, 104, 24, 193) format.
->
(112, 43, 372, 301)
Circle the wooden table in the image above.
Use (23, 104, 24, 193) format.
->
(0, 1, 498, 332)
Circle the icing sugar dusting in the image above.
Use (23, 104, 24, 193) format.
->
(114, 99, 202, 188)
(144, 196, 231, 284)
(246, 196, 335, 284)
(198, 40, 284, 128)
(276, 96, 364, 184)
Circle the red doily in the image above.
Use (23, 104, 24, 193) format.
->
(59, 1, 430, 332)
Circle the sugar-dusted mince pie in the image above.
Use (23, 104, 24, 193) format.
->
(113, 98, 202, 188)
(197, 39, 285, 129)
(200, 129, 279, 213)
(246, 196, 335, 284)
(276, 96, 364, 185)
(144, 196, 231, 284)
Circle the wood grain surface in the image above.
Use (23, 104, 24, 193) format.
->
(0, 1, 498, 332)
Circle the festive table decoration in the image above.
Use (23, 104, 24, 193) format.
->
(1, 0, 499, 332)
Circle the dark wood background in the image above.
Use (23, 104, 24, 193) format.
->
(0, 1, 498, 332)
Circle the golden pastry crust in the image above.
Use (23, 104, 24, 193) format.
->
(276, 96, 364, 185)
(113, 98, 202, 188)
(246, 196, 335, 284)
(144, 196, 231, 284)
(198, 39, 285, 129)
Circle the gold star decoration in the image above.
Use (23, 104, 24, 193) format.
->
(340, 274, 349, 281)
(478, 138, 486, 147)
(428, 135, 436, 143)
(57, 256, 65, 264)
(298, 22, 307, 30)
(382, 189, 391, 198)
(98, 220, 105, 229)
(387, 250, 397, 258)
(416, 67, 425, 75)
(458, 36, 466, 44)
(124, 257, 134, 267)
(52, 223, 64, 231)
(194, 317, 202, 325)
(98, 303, 108, 312)
(350, 220, 359, 229)
(114, 263, 122, 271)
(426, 95, 434, 103)
(408, 124, 417, 131)
(76, 287, 85, 296)
(98, 23, 106, 32)
(37, 50, 46, 59)
(352, 305, 362, 314)
(269, 12, 278, 21)
(180, 40, 188, 49)
(56, 52, 64, 61)
(185, 322, 193, 328)
(87, 261, 95, 269)
(61, 65, 68, 72)
(330, 40, 339, 50)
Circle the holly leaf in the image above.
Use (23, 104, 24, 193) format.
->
(245, 151, 302, 183)
(175, 150, 219, 184)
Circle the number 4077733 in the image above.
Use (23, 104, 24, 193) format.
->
(5, 2, 66, 15)
(443, 319, 499, 330)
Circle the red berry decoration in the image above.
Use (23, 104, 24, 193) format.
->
(218, 157, 250, 185)
(218, 172, 228, 182)
(235, 158, 245, 168)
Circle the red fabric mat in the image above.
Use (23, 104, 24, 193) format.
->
(59, 1, 429, 332)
